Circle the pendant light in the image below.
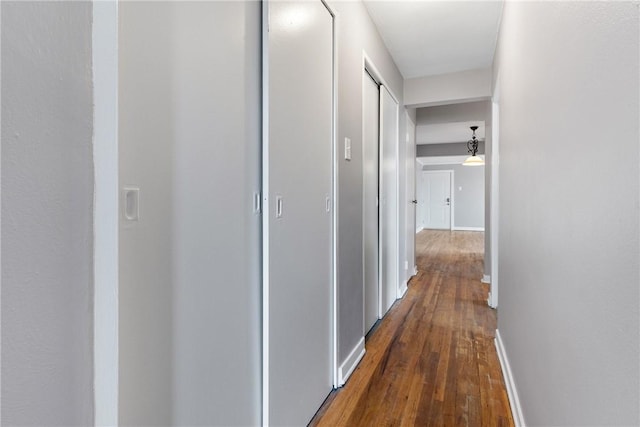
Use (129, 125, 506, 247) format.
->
(462, 125, 485, 166)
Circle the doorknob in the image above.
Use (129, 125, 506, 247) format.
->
(446, 197, 450, 206)
(411, 200, 417, 204)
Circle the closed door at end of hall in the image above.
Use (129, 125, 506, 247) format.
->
(424, 171, 451, 230)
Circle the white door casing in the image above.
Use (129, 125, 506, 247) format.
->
(489, 101, 499, 309)
(416, 165, 425, 232)
(363, 69, 380, 334)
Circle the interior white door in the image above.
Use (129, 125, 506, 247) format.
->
(416, 165, 425, 231)
(379, 86, 399, 315)
(424, 171, 452, 230)
(363, 70, 379, 334)
(265, 1, 333, 426)
(405, 114, 416, 279)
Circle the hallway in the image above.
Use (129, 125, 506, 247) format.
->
(311, 230, 513, 426)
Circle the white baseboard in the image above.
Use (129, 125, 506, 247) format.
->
(453, 226, 485, 232)
(416, 226, 424, 233)
(495, 330, 526, 427)
(413, 265, 418, 276)
(481, 274, 491, 284)
(398, 280, 408, 299)
(487, 292, 498, 309)
(338, 336, 365, 387)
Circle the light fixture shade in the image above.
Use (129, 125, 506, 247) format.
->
(462, 155, 485, 166)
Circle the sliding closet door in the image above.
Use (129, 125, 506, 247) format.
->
(379, 86, 399, 314)
(118, 3, 261, 425)
(264, 1, 333, 425)
(363, 71, 380, 333)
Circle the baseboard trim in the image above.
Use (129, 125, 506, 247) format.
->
(481, 274, 491, 284)
(338, 336, 366, 387)
(453, 226, 485, 232)
(398, 280, 408, 299)
(416, 226, 423, 233)
(495, 330, 526, 427)
(413, 265, 418, 276)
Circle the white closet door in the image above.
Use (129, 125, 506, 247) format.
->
(405, 114, 417, 279)
(363, 71, 380, 333)
(265, 1, 333, 426)
(379, 86, 399, 314)
(118, 3, 262, 426)
(424, 171, 452, 230)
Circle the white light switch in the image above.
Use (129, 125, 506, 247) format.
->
(344, 137, 351, 161)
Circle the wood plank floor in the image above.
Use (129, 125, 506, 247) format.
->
(310, 230, 514, 427)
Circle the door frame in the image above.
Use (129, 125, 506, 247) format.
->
(422, 170, 454, 231)
(488, 100, 499, 309)
(327, 0, 339, 389)
(361, 53, 401, 322)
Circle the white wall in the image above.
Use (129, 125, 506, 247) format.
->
(404, 67, 492, 108)
(494, 2, 639, 425)
(421, 164, 484, 230)
(118, 3, 261, 425)
(1, 3, 94, 424)
(416, 100, 487, 125)
(416, 142, 485, 157)
(326, 0, 405, 367)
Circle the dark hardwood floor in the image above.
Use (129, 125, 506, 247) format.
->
(310, 230, 514, 427)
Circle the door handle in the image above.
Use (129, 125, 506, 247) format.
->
(446, 197, 450, 205)
(411, 200, 417, 204)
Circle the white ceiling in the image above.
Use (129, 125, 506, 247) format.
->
(416, 121, 484, 144)
(363, 1, 504, 79)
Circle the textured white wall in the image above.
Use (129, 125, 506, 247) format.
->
(495, 2, 639, 425)
(1, 3, 94, 425)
